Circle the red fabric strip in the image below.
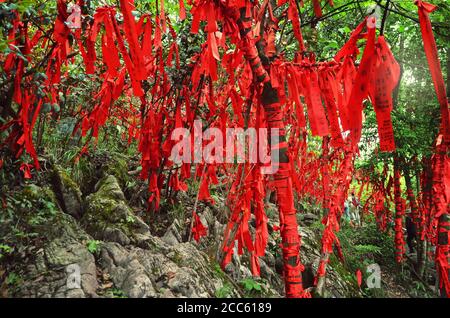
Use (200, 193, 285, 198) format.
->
(415, 0, 450, 141)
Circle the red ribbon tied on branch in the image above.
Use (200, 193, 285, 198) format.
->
(415, 0, 450, 142)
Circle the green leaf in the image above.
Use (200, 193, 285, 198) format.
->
(87, 240, 101, 254)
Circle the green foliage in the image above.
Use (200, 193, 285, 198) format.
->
(110, 288, 127, 298)
(211, 263, 237, 298)
(86, 240, 101, 254)
(356, 1, 449, 193)
(392, 263, 435, 298)
(215, 283, 233, 298)
(3, 186, 58, 228)
(353, 244, 382, 256)
(310, 218, 325, 232)
(240, 277, 263, 297)
(0, 186, 63, 270)
(330, 219, 395, 297)
(0, 244, 13, 260)
(28, 200, 58, 226)
(411, 281, 427, 294)
(6, 272, 21, 286)
(125, 215, 135, 224)
(338, 219, 395, 271)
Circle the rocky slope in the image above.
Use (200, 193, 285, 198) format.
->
(0, 161, 361, 298)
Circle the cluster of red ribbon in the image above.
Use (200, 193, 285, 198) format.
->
(358, 0, 449, 296)
(415, 0, 450, 296)
(0, 0, 86, 176)
(222, 162, 268, 276)
(362, 172, 393, 232)
(193, 0, 402, 295)
(3, 0, 449, 297)
(74, 0, 399, 296)
(393, 163, 406, 263)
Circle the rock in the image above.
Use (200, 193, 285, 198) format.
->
(262, 249, 276, 268)
(9, 186, 98, 298)
(98, 240, 238, 298)
(222, 256, 254, 283)
(81, 175, 152, 245)
(213, 220, 224, 240)
(299, 226, 362, 298)
(200, 208, 214, 230)
(239, 265, 253, 279)
(259, 259, 283, 293)
(102, 155, 130, 189)
(94, 175, 126, 201)
(162, 219, 183, 246)
(103, 227, 131, 246)
(160, 288, 176, 298)
(98, 243, 157, 298)
(52, 166, 83, 219)
(300, 213, 320, 226)
(4, 172, 362, 299)
(121, 266, 156, 298)
(167, 270, 209, 297)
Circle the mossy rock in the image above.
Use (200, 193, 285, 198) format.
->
(102, 155, 130, 189)
(21, 184, 57, 204)
(93, 175, 126, 201)
(9, 185, 90, 241)
(5, 185, 98, 297)
(12, 185, 60, 233)
(81, 175, 151, 246)
(52, 166, 83, 219)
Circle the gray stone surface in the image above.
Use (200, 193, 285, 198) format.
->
(52, 166, 83, 219)
(81, 175, 152, 245)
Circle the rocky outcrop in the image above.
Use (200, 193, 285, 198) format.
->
(190, 201, 361, 297)
(98, 240, 237, 298)
(2, 169, 362, 299)
(4, 183, 238, 298)
(52, 166, 83, 219)
(6, 185, 98, 298)
(81, 175, 151, 246)
(299, 213, 320, 227)
(161, 219, 184, 246)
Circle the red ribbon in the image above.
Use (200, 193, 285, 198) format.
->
(415, 1, 450, 141)
(347, 20, 376, 147)
(369, 36, 400, 152)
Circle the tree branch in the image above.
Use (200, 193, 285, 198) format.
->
(380, 0, 391, 36)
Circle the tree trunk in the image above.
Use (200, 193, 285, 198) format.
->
(438, 213, 450, 297)
(261, 82, 305, 298)
(404, 164, 427, 277)
(228, 7, 305, 297)
(446, 42, 450, 101)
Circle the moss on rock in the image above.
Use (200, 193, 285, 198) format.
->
(52, 166, 83, 219)
(81, 175, 151, 246)
(102, 155, 130, 189)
